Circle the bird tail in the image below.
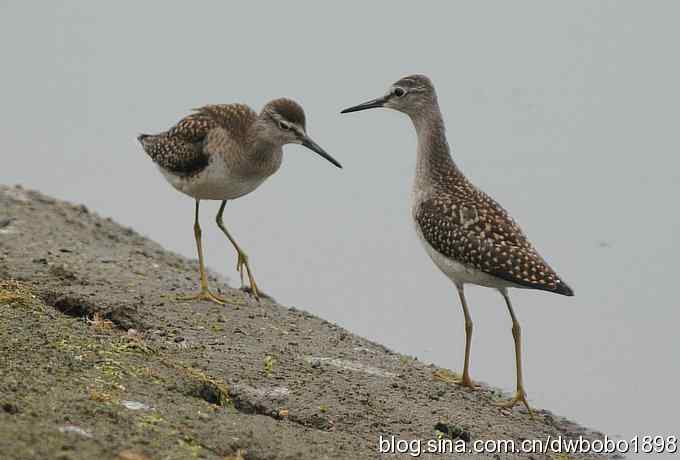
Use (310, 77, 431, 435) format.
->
(554, 279, 575, 296)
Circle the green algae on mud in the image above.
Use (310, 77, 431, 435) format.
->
(0, 280, 235, 459)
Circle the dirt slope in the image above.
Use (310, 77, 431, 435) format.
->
(0, 185, 608, 460)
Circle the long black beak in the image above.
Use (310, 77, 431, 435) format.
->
(302, 136, 342, 169)
(340, 96, 388, 114)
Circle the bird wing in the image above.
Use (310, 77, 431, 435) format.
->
(189, 104, 257, 142)
(140, 104, 258, 176)
(414, 184, 573, 295)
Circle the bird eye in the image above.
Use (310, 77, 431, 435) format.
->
(279, 121, 291, 130)
(393, 87, 406, 97)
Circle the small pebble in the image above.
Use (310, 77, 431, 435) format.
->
(121, 400, 151, 411)
(58, 424, 93, 438)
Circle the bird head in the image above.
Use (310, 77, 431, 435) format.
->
(261, 98, 341, 168)
(341, 74, 437, 119)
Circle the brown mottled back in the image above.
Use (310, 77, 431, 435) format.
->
(139, 104, 257, 176)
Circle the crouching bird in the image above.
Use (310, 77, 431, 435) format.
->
(139, 98, 341, 303)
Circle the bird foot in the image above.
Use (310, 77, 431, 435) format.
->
(176, 289, 226, 305)
(432, 369, 477, 389)
(236, 252, 260, 301)
(494, 390, 534, 417)
(452, 375, 477, 389)
(240, 285, 266, 302)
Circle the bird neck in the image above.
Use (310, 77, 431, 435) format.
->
(411, 103, 461, 189)
(251, 137, 278, 159)
(247, 120, 280, 159)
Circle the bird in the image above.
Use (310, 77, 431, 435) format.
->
(341, 75, 573, 415)
(139, 98, 342, 304)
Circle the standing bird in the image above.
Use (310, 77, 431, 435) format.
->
(139, 98, 341, 303)
(341, 75, 573, 414)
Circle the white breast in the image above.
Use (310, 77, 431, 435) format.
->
(160, 155, 268, 201)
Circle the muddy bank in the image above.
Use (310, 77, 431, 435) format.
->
(0, 185, 608, 459)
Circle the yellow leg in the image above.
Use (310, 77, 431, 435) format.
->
(453, 284, 476, 388)
(177, 200, 225, 305)
(216, 201, 260, 301)
(494, 289, 533, 416)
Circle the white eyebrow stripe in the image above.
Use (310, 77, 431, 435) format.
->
(270, 113, 305, 136)
(293, 125, 305, 137)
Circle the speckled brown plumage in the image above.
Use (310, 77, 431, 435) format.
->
(403, 76, 573, 296)
(138, 104, 257, 176)
(414, 170, 573, 295)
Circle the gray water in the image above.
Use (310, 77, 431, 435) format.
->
(1, 2, 678, 457)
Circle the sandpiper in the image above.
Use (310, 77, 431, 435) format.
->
(139, 99, 341, 303)
(342, 75, 573, 414)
